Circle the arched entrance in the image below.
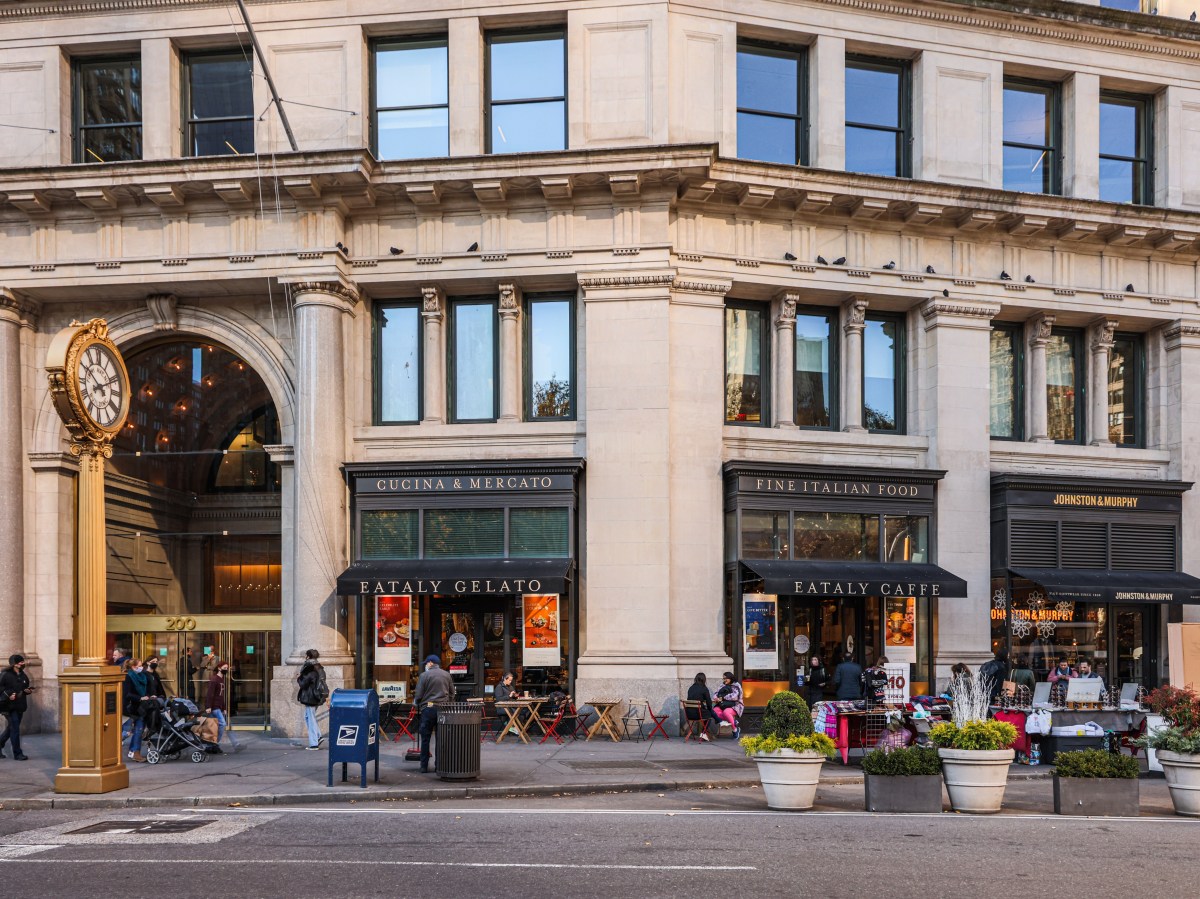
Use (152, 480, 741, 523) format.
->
(103, 338, 283, 728)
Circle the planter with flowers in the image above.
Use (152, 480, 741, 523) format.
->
(1139, 685, 1200, 817)
(929, 672, 1017, 814)
(741, 692, 836, 811)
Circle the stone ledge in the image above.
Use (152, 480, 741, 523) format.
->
(990, 442, 1172, 479)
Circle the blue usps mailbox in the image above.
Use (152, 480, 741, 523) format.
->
(327, 689, 380, 788)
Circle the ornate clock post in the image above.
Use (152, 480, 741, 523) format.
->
(45, 319, 131, 793)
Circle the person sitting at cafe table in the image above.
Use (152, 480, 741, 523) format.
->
(711, 672, 744, 739)
(686, 673, 714, 742)
(497, 671, 519, 701)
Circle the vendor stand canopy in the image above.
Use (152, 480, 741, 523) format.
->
(1009, 568, 1200, 605)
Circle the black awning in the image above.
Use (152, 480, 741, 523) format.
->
(1010, 568, 1200, 604)
(741, 560, 968, 598)
(338, 558, 572, 596)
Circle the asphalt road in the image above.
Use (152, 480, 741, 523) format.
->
(1, 789, 1195, 898)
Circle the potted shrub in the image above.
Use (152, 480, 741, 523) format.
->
(1139, 685, 1200, 817)
(1052, 750, 1140, 817)
(930, 672, 1017, 814)
(862, 746, 943, 813)
(741, 692, 836, 811)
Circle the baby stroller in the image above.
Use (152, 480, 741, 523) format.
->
(143, 697, 215, 764)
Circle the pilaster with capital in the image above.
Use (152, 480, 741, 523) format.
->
(0, 290, 33, 663)
(773, 291, 799, 430)
(1028, 313, 1056, 443)
(1088, 318, 1118, 446)
(498, 283, 522, 422)
(841, 297, 868, 432)
(1161, 320, 1200, 625)
(421, 286, 446, 424)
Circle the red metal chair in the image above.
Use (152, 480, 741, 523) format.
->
(538, 705, 567, 744)
(645, 701, 671, 741)
(390, 704, 417, 743)
(567, 702, 591, 740)
(1120, 716, 1148, 757)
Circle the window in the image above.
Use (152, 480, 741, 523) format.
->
(863, 314, 904, 432)
(509, 507, 570, 557)
(1099, 92, 1152, 205)
(1003, 78, 1061, 194)
(450, 298, 498, 422)
(845, 56, 910, 177)
(184, 51, 254, 157)
(361, 510, 418, 559)
(74, 56, 142, 163)
(725, 303, 769, 425)
(1108, 334, 1144, 446)
(884, 515, 928, 563)
(375, 303, 422, 424)
(736, 41, 806, 165)
(793, 512, 880, 561)
(486, 30, 565, 154)
(990, 323, 1024, 440)
(741, 510, 789, 559)
(525, 296, 575, 420)
(795, 308, 837, 428)
(423, 509, 504, 557)
(1047, 329, 1084, 443)
(372, 37, 449, 159)
(1099, 0, 1143, 9)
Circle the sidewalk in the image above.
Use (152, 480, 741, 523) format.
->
(0, 730, 1075, 811)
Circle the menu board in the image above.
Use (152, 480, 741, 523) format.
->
(884, 596, 917, 664)
(743, 594, 779, 670)
(375, 595, 413, 666)
(522, 594, 560, 667)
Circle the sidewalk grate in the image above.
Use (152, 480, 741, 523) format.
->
(558, 759, 753, 772)
(658, 759, 755, 771)
(68, 820, 215, 835)
(558, 761, 658, 771)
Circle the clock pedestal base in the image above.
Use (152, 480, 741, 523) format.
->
(54, 666, 129, 794)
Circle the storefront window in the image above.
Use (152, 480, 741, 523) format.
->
(1003, 581, 1109, 685)
(1108, 334, 1143, 446)
(361, 510, 418, 559)
(863, 314, 903, 432)
(1047, 330, 1082, 443)
(451, 299, 497, 422)
(526, 297, 574, 420)
(741, 510, 789, 559)
(376, 303, 421, 424)
(210, 536, 281, 611)
(989, 323, 1022, 440)
(883, 515, 928, 563)
(795, 310, 836, 428)
(725, 303, 767, 424)
(423, 509, 504, 557)
(509, 508, 570, 557)
(793, 512, 879, 560)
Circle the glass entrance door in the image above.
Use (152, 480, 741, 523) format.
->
(788, 598, 864, 703)
(1113, 605, 1152, 689)
(433, 601, 509, 699)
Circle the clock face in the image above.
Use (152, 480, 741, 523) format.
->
(76, 342, 126, 429)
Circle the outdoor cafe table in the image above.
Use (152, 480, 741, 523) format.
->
(494, 699, 547, 744)
(585, 699, 623, 742)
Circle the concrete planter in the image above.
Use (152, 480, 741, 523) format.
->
(1052, 775, 1140, 817)
(752, 749, 826, 811)
(863, 774, 943, 813)
(938, 748, 1014, 814)
(1157, 750, 1200, 817)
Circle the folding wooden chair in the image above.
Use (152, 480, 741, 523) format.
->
(621, 699, 648, 743)
(645, 700, 671, 741)
(680, 700, 711, 743)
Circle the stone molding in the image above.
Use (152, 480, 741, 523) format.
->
(920, 297, 1001, 323)
(27, 450, 79, 475)
(1163, 321, 1200, 340)
(1029, 312, 1056, 345)
(1089, 318, 1119, 351)
(288, 280, 360, 312)
(0, 288, 41, 325)
(842, 297, 868, 333)
(145, 293, 178, 331)
(672, 278, 733, 296)
(775, 290, 799, 327)
(578, 273, 677, 291)
(498, 283, 521, 317)
(263, 443, 295, 465)
(420, 285, 444, 316)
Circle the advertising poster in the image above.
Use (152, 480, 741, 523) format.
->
(522, 594, 560, 667)
(884, 663, 911, 704)
(885, 596, 917, 664)
(375, 595, 413, 666)
(743, 594, 779, 670)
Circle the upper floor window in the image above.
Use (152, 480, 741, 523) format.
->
(725, 303, 769, 425)
(1099, 0, 1143, 9)
(989, 322, 1024, 441)
(795, 308, 837, 428)
(74, 56, 141, 163)
(1047, 328, 1083, 443)
(525, 295, 575, 421)
(487, 30, 565, 154)
(375, 302, 422, 425)
(736, 41, 807, 166)
(1003, 78, 1061, 195)
(450, 298, 498, 422)
(845, 56, 910, 178)
(1099, 92, 1153, 205)
(373, 37, 449, 159)
(185, 51, 254, 157)
(1108, 334, 1144, 446)
(863, 314, 904, 433)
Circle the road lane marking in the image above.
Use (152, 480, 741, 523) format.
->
(0, 858, 754, 871)
(0, 845, 60, 859)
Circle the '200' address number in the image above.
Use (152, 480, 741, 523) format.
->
(164, 617, 197, 631)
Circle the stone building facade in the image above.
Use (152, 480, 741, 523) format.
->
(3, 0, 1200, 733)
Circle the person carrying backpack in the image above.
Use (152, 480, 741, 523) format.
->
(297, 648, 328, 750)
(978, 649, 1010, 704)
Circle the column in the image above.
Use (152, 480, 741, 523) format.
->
(1028, 313, 1055, 442)
(448, 18, 484, 156)
(0, 291, 26, 664)
(773, 291, 797, 430)
(421, 286, 445, 424)
(498, 283, 522, 422)
(809, 34, 846, 170)
(1162, 322, 1200, 631)
(841, 297, 868, 432)
(1064, 72, 1100, 201)
(1089, 318, 1118, 446)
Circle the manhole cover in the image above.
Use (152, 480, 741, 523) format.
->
(68, 819, 215, 835)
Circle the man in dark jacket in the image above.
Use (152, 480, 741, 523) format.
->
(832, 653, 864, 701)
(0, 654, 33, 760)
(978, 649, 1010, 704)
(412, 655, 454, 773)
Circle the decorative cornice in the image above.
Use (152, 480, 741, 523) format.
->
(263, 444, 294, 465)
(577, 273, 676, 291)
(0, 288, 41, 324)
(1162, 321, 1200, 341)
(673, 278, 733, 296)
(145, 293, 178, 332)
(920, 297, 1001, 322)
(288, 280, 359, 311)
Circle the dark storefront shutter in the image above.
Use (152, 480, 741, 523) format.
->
(1060, 521, 1107, 569)
(508, 507, 570, 557)
(360, 510, 418, 559)
(1111, 523, 1176, 571)
(1009, 520, 1058, 567)
(423, 508, 505, 557)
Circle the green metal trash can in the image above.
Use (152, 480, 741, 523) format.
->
(434, 702, 482, 781)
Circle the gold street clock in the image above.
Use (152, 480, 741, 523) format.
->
(45, 318, 131, 443)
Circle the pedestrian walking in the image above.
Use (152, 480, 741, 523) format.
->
(979, 649, 1010, 703)
(0, 653, 34, 760)
(297, 649, 328, 750)
(122, 658, 152, 762)
(412, 655, 453, 773)
(833, 652, 864, 701)
(205, 659, 239, 752)
(146, 658, 167, 699)
(806, 655, 828, 706)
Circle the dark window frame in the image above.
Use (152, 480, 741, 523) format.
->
(72, 54, 143, 164)
(845, 54, 912, 178)
(1048, 326, 1086, 445)
(182, 49, 255, 158)
(862, 311, 906, 435)
(990, 321, 1026, 442)
(448, 296, 500, 424)
(369, 34, 450, 160)
(793, 304, 839, 430)
(724, 299, 772, 427)
(373, 300, 424, 426)
(484, 28, 567, 155)
(1099, 90, 1154, 206)
(1003, 76, 1063, 195)
(1110, 331, 1145, 448)
(736, 39, 808, 166)
(523, 293, 576, 422)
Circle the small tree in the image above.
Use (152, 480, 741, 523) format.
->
(534, 375, 572, 418)
(760, 691, 813, 739)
